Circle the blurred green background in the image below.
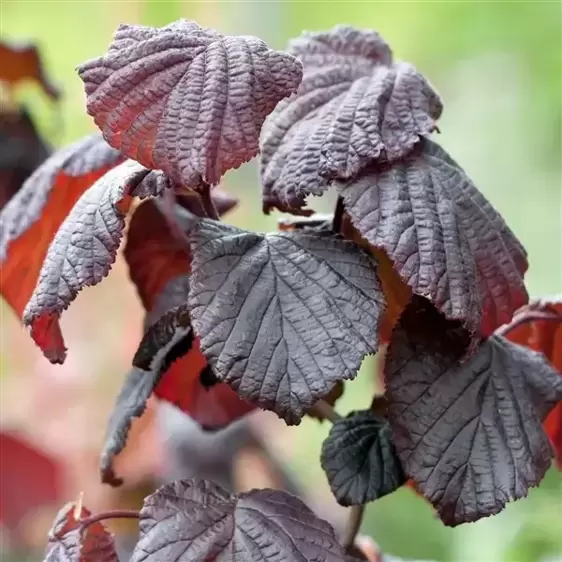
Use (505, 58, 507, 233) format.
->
(2, 1, 561, 561)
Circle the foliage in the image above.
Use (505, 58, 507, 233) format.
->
(0, 19, 560, 562)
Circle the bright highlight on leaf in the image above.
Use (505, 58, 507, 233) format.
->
(22, 160, 163, 363)
(78, 20, 303, 188)
(0, 134, 122, 319)
(187, 219, 385, 424)
(385, 297, 562, 526)
(132, 479, 353, 562)
(261, 25, 442, 214)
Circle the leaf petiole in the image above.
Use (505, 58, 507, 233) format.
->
(79, 509, 140, 530)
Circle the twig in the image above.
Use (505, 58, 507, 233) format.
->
(332, 196, 345, 233)
(80, 510, 140, 530)
(342, 504, 365, 552)
(308, 399, 343, 423)
(200, 182, 220, 220)
(496, 310, 562, 337)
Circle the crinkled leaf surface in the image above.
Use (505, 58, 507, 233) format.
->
(503, 296, 562, 467)
(22, 160, 162, 363)
(132, 479, 352, 562)
(261, 25, 442, 213)
(321, 409, 405, 506)
(78, 19, 303, 188)
(188, 220, 385, 424)
(337, 139, 528, 337)
(0, 134, 122, 318)
(44, 502, 118, 562)
(385, 297, 562, 526)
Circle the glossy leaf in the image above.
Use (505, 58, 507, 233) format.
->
(188, 219, 385, 424)
(132, 479, 353, 562)
(261, 25, 442, 213)
(385, 297, 562, 526)
(321, 409, 405, 506)
(22, 160, 162, 363)
(337, 139, 528, 338)
(44, 502, 118, 562)
(0, 134, 122, 319)
(502, 297, 562, 467)
(78, 20, 303, 188)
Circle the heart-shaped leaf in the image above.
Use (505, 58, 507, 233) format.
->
(385, 297, 562, 526)
(132, 479, 353, 562)
(187, 219, 385, 424)
(44, 502, 118, 562)
(22, 160, 164, 363)
(0, 134, 122, 318)
(78, 20, 303, 188)
(261, 25, 442, 214)
(321, 409, 405, 506)
(337, 139, 528, 338)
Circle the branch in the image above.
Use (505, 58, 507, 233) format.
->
(342, 504, 365, 552)
(80, 510, 140, 530)
(333, 196, 345, 233)
(496, 310, 562, 337)
(199, 182, 220, 220)
(307, 399, 343, 423)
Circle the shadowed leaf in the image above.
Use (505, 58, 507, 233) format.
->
(188, 219, 385, 424)
(261, 25, 442, 213)
(321, 410, 405, 506)
(44, 502, 117, 562)
(131, 479, 353, 562)
(385, 297, 562, 526)
(22, 160, 163, 363)
(78, 20, 302, 188)
(337, 139, 528, 338)
(502, 296, 562, 467)
(0, 134, 122, 319)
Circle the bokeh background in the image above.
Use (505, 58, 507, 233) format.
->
(1, 1, 561, 561)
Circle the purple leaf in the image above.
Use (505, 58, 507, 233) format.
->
(44, 502, 118, 562)
(0, 134, 121, 262)
(337, 139, 528, 338)
(78, 19, 303, 188)
(101, 301, 194, 487)
(321, 410, 405, 507)
(385, 297, 562, 526)
(132, 479, 353, 562)
(187, 220, 385, 424)
(261, 25, 442, 213)
(22, 160, 166, 363)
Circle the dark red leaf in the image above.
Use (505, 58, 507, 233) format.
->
(44, 502, 118, 562)
(501, 296, 562, 467)
(385, 297, 562, 526)
(337, 139, 528, 338)
(78, 20, 302, 188)
(22, 160, 162, 363)
(0, 134, 122, 320)
(0, 40, 61, 101)
(261, 25, 442, 214)
(131, 479, 352, 562)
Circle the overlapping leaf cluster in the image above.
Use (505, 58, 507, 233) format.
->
(1, 18, 561, 561)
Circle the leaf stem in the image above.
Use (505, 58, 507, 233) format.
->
(496, 310, 562, 337)
(333, 197, 345, 233)
(79, 510, 140, 530)
(200, 182, 220, 220)
(308, 399, 343, 423)
(342, 504, 365, 552)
